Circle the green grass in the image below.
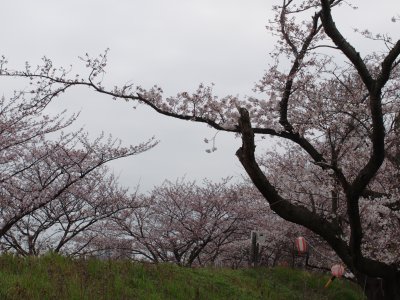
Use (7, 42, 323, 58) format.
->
(0, 253, 365, 299)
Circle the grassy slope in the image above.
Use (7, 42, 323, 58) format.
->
(0, 254, 365, 300)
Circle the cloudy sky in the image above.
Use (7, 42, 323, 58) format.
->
(1, 1, 399, 192)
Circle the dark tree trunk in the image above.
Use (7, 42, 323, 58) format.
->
(356, 274, 400, 300)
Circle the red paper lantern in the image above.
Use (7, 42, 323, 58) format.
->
(295, 236, 307, 253)
(331, 264, 345, 278)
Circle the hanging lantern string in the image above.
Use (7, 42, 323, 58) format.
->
(305, 240, 338, 263)
(299, 239, 346, 289)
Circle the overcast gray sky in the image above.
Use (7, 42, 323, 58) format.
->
(1, 1, 399, 192)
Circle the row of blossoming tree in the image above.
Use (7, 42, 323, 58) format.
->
(1, 0, 400, 299)
(2, 172, 328, 270)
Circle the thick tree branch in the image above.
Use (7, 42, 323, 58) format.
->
(377, 40, 400, 89)
(320, 0, 374, 90)
(235, 107, 351, 265)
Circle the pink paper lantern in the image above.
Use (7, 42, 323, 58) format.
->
(331, 264, 345, 277)
(295, 236, 307, 253)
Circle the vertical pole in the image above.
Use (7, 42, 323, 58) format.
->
(291, 242, 295, 268)
(250, 231, 258, 267)
(305, 250, 310, 269)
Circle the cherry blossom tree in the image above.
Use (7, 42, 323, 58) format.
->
(0, 62, 157, 242)
(1, 0, 400, 298)
(0, 168, 139, 257)
(107, 179, 269, 267)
